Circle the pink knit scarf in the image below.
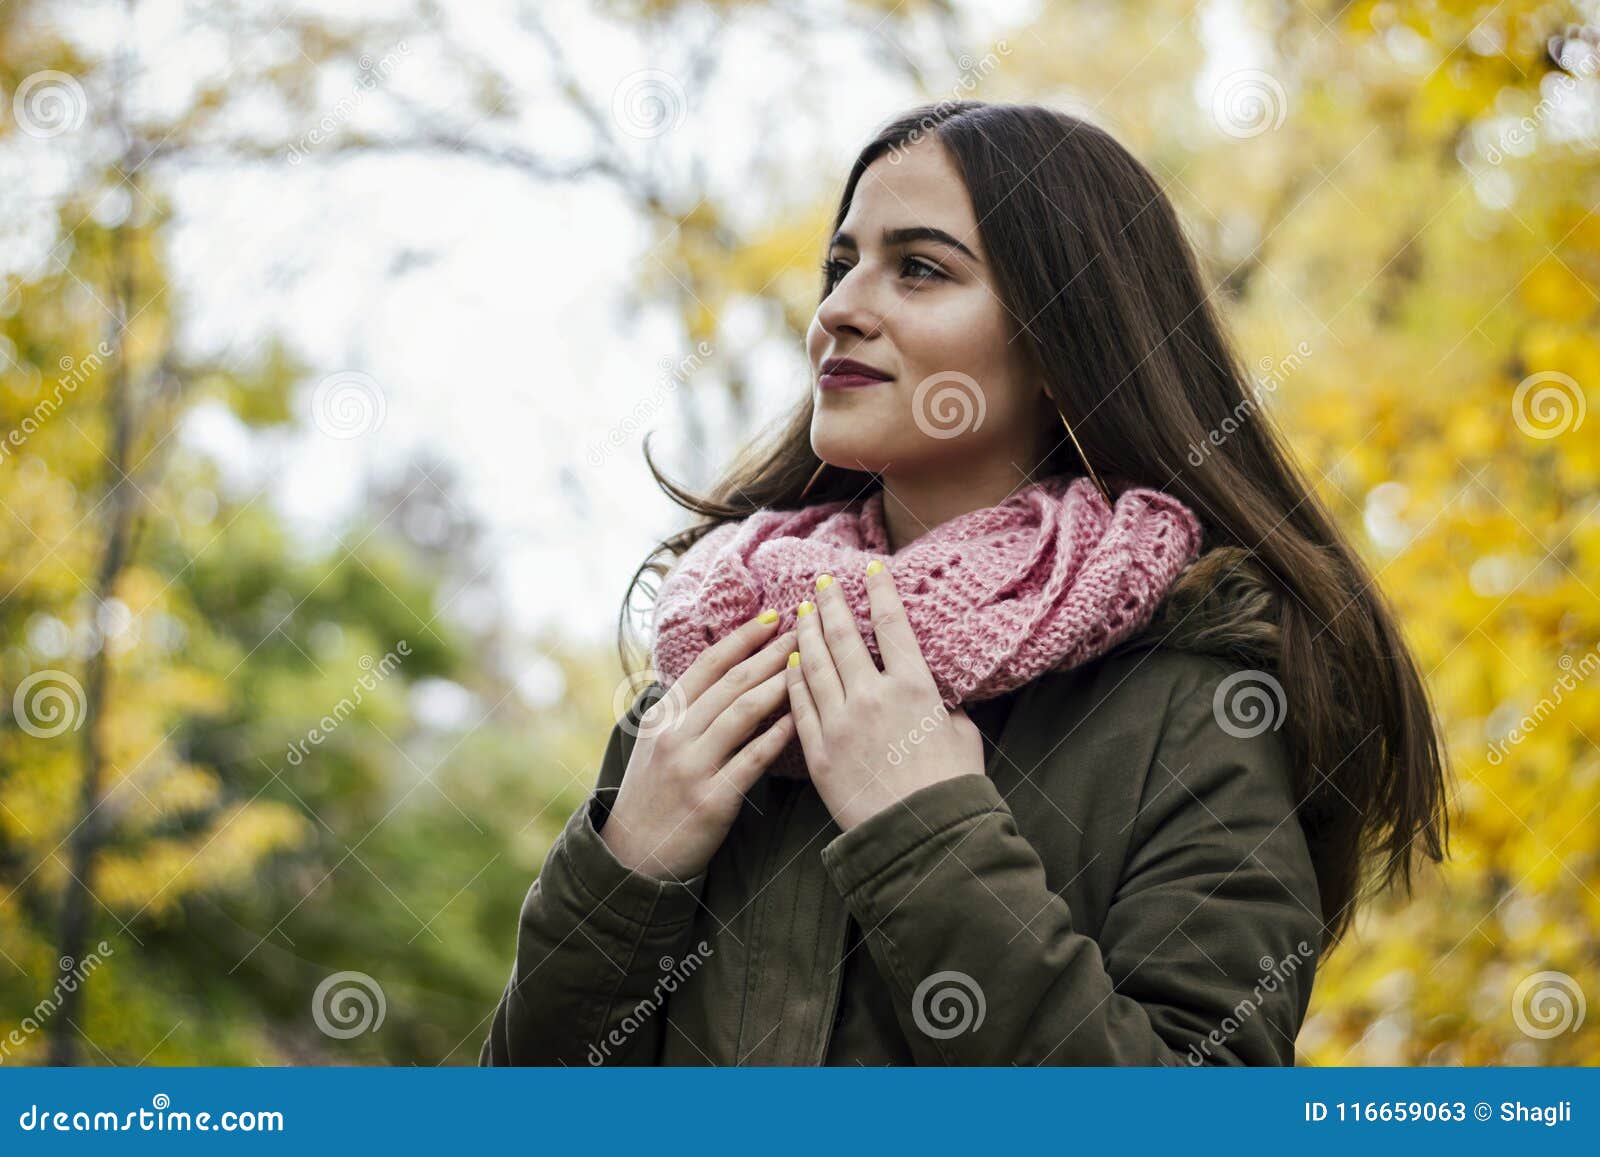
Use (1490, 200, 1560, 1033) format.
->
(650, 474, 1203, 779)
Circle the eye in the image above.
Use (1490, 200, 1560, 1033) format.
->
(819, 255, 947, 293)
(901, 256, 947, 283)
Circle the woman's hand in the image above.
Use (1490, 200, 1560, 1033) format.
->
(785, 561, 986, 832)
(600, 613, 797, 881)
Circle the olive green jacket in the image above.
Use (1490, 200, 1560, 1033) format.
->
(479, 642, 1323, 1066)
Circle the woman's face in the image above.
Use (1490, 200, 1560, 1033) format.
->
(805, 138, 1055, 482)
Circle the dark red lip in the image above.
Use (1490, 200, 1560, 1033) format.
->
(820, 357, 893, 390)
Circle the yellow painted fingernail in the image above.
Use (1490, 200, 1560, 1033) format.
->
(815, 573, 833, 591)
(787, 651, 801, 668)
(756, 608, 778, 624)
(866, 559, 883, 577)
(797, 600, 815, 617)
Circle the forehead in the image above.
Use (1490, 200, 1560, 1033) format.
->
(841, 139, 980, 246)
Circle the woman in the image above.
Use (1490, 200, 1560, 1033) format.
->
(479, 101, 1450, 1066)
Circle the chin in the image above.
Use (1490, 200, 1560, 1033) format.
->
(810, 431, 892, 477)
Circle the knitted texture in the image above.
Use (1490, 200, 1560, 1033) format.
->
(649, 473, 1204, 779)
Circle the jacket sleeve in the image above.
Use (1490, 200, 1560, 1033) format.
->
(479, 686, 707, 1066)
(816, 661, 1324, 1066)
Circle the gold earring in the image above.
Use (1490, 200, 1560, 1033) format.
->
(1056, 408, 1114, 506)
(798, 459, 827, 500)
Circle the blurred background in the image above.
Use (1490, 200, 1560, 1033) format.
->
(1, 0, 1596, 1066)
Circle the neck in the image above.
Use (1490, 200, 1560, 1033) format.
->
(879, 461, 1040, 554)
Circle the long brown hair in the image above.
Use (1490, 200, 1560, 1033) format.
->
(616, 100, 1450, 946)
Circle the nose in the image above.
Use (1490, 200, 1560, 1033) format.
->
(816, 262, 885, 344)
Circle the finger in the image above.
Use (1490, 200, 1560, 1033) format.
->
(710, 711, 796, 800)
(813, 572, 878, 692)
(794, 596, 845, 717)
(674, 608, 783, 710)
(864, 560, 933, 682)
(694, 664, 792, 767)
(683, 627, 796, 738)
(784, 648, 826, 764)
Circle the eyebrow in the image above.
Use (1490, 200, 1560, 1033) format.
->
(828, 226, 981, 264)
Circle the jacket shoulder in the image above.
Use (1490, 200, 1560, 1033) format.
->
(1018, 644, 1277, 762)
(1009, 645, 1304, 875)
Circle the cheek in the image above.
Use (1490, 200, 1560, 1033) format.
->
(892, 291, 1011, 386)
(804, 314, 826, 367)
(890, 295, 1023, 426)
